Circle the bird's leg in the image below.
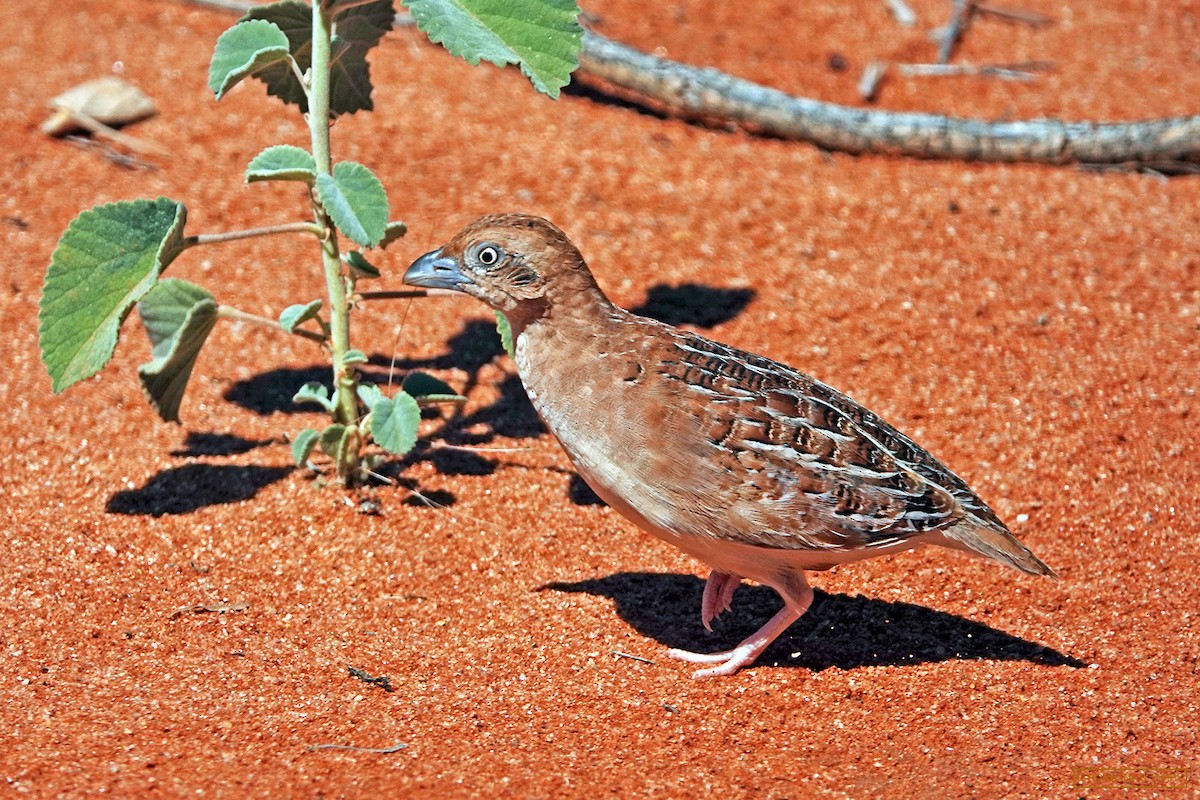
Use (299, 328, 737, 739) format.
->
(701, 570, 742, 631)
(668, 573, 815, 678)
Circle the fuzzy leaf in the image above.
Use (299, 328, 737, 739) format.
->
(291, 427, 320, 464)
(316, 161, 389, 247)
(241, 0, 395, 116)
(318, 423, 352, 457)
(370, 391, 420, 455)
(209, 18, 293, 99)
(294, 381, 335, 411)
(279, 299, 324, 332)
(356, 382, 384, 412)
(405, 0, 583, 97)
(343, 250, 380, 278)
(135, 279, 219, 422)
(344, 349, 368, 365)
(495, 310, 515, 358)
(246, 144, 317, 183)
(39, 198, 188, 393)
(379, 220, 408, 249)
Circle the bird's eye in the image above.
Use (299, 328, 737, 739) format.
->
(476, 245, 501, 266)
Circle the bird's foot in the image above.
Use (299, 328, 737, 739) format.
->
(670, 589, 812, 678)
(666, 643, 763, 678)
(700, 570, 742, 632)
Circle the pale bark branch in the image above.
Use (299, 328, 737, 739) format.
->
(577, 30, 1200, 165)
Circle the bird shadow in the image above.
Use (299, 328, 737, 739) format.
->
(631, 283, 756, 329)
(106, 464, 292, 516)
(542, 572, 1084, 672)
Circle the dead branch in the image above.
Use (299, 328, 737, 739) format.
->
(577, 30, 1200, 165)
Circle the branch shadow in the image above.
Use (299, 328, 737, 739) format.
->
(630, 283, 756, 329)
(542, 572, 1084, 671)
(106, 464, 292, 517)
(562, 80, 676, 122)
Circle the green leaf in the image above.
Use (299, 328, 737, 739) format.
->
(343, 250, 380, 279)
(370, 391, 420, 455)
(246, 144, 317, 183)
(294, 381, 335, 411)
(405, 0, 583, 97)
(318, 423, 353, 458)
(402, 371, 465, 403)
(239, 1, 311, 109)
(241, 0, 395, 116)
(356, 382, 384, 410)
(279, 299, 323, 332)
(379, 220, 408, 249)
(39, 198, 188, 393)
(209, 18, 293, 99)
(291, 427, 320, 464)
(495, 310, 515, 358)
(316, 161, 389, 247)
(344, 349, 368, 365)
(135, 279, 219, 423)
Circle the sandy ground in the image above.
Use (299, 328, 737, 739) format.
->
(2, 0, 1198, 796)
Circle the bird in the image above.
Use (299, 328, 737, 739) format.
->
(404, 213, 1056, 678)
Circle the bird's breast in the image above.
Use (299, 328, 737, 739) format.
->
(513, 319, 727, 541)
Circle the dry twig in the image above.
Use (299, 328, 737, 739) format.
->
(168, 600, 249, 619)
(883, 0, 917, 27)
(974, 1, 1053, 26)
(936, 0, 974, 64)
(306, 742, 408, 754)
(897, 61, 1053, 82)
(348, 666, 396, 692)
(858, 60, 889, 102)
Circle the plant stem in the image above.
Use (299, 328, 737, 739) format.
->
(217, 305, 326, 343)
(308, 1, 359, 443)
(184, 221, 323, 248)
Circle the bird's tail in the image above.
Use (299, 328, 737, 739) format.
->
(938, 516, 1058, 578)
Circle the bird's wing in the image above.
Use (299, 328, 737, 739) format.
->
(654, 330, 998, 551)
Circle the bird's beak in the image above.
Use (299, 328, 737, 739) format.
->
(403, 248, 474, 291)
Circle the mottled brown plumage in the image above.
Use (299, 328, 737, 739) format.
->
(405, 213, 1055, 678)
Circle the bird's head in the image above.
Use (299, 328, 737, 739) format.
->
(403, 214, 606, 333)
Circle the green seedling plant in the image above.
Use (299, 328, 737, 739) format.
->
(38, 0, 581, 485)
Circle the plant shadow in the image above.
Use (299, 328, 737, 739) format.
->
(170, 431, 273, 457)
(215, 284, 756, 505)
(542, 572, 1084, 672)
(222, 319, 509, 416)
(106, 464, 292, 516)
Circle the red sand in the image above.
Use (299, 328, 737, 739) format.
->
(3, 1, 1197, 796)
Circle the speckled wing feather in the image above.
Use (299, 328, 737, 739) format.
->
(652, 326, 1002, 552)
